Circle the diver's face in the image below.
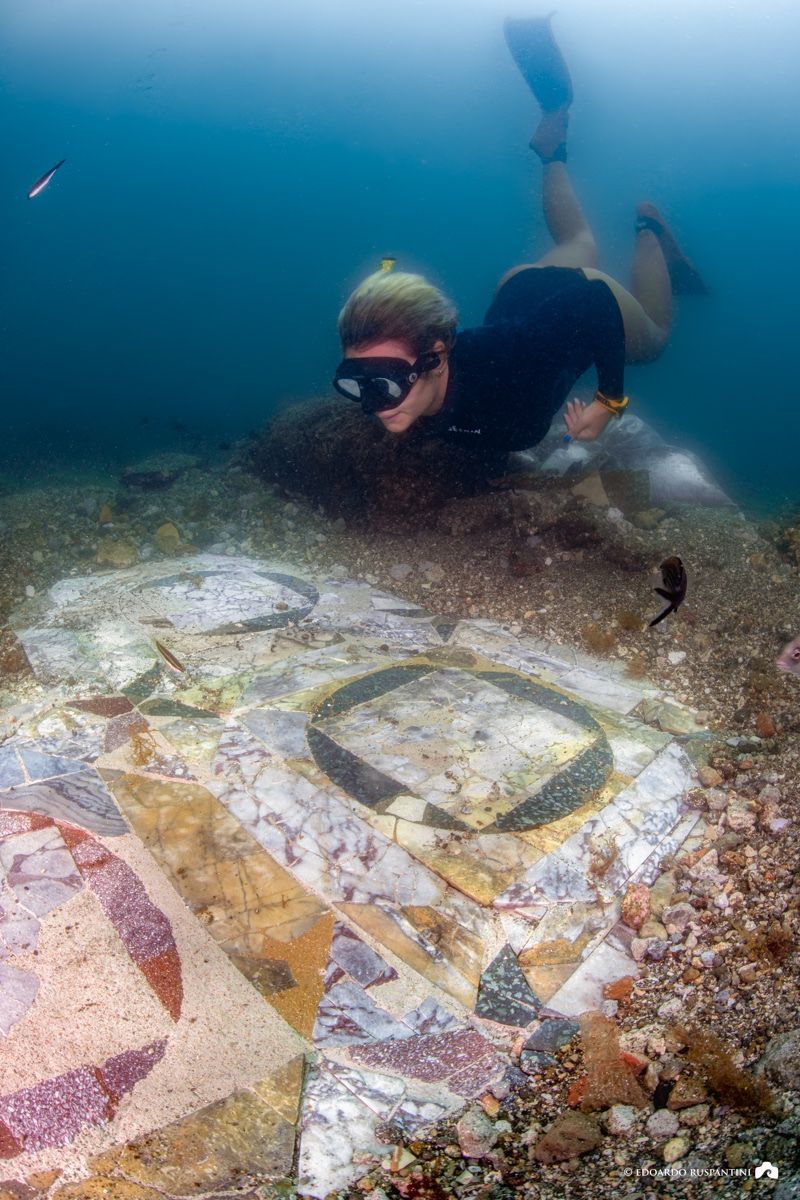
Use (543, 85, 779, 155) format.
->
(345, 339, 448, 434)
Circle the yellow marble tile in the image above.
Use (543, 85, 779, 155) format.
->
(53, 1182, 162, 1200)
(339, 902, 476, 1010)
(110, 776, 328, 945)
(519, 933, 591, 967)
(235, 911, 334, 1038)
(521, 961, 576, 1004)
(252, 1053, 305, 1124)
(88, 1087, 295, 1192)
(402, 906, 484, 987)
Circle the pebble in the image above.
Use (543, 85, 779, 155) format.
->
(621, 882, 651, 931)
(24, 585, 35, 598)
(456, 1108, 497, 1159)
(646, 1109, 680, 1140)
(389, 563, 413, 581)
(667, 650, 687, 665)
(697, 765, 723, 788)
(605, 1105, 638, 1135)
(678, 1104, 710, 1128)
(758, 1028, 800, 1090)
(662, 1135, 690, 1163)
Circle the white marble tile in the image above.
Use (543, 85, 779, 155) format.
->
(297, 1064, 385, 1199)
(546, 939, 638, 1017)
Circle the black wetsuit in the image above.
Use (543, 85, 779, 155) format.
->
(421, 266, 626, 471)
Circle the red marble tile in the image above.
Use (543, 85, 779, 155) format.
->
(349, 1028, 497, 1085)
(0, 1117, 23, 1158)
(447, 1054, 505, 1098)
(0, 1067, 109, 1152)
(67, 697, 134, 718)
(139, 950, 183, 1021)
(0, 812, 51, 839)
(81, 857, 176, 963)
(97, 1039, 168, 1106)
(56, 823, 91, 854)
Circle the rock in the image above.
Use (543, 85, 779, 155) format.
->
(698, 766, 723, 788)
(667, 650, 687, 665)
(774, 1172, 800, 1200)
(24, 585, 35, 598)
(726, 796, 757, 834)
(725, 1142, 755, 1168)
(155, 522, 182, 555)
(571, 472, 609, 506)
(662, 902, 695, 935)
(95, 537, 139, 569)
(525, 1019, 579, 1053)
(646, 1109, 680, 1140)
(621, 882, 650, 931)
(0, 630, 30, 675)
(456, 1107, 498, 1159)
(605, 1105, 638, 1135)
(667, 1077, 709, 1110)
(663, 1136, 690, 1163)
(631, 508, 666, 530)
(603, 976, 634, 1003)
(389, 563, 413, 581)
(757, 1028, 800, 1091)
(529, 1112, 603, 1164)
(122, 452, 199, 490)
(679, 1104, 710, 1128)
(755, 712, 777, 738)
(639, 918, 668, 940)
(520, 1050, 558, 1074)
(649, 872, 677, 918)
(423, 563, 445, 583)
(98, 503, 115, 526)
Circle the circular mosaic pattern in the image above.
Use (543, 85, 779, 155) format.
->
(306, 663, 613, 833)
(135, 567, 319, 635)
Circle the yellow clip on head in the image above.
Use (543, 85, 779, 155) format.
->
(379, 256, 397, 273)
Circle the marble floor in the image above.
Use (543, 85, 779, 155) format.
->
(0, 554, 708, 1198)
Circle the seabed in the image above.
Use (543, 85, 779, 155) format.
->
(0, 554, 709, 1198)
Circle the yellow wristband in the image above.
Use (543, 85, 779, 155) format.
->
(595, 391, 629, 416)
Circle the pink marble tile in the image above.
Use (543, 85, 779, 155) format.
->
(0, 827, 83, 918)
(313, 981, 412, 1047)
(77, 856, 176, 963)
(98, 1039, 168, 1107)
(0, 1066, 111, 1152)
(348, 1028, 500, 1089)
(329, 923, 398, 989)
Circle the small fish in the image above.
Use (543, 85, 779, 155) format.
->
(154, 639, 185, 672)
(649, 556, 687, 627)
(379, 256, 397, 273)
(28, 158, 66, 199)
(777, 636, 800, 675)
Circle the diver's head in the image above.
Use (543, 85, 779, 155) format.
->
(334, 270, 456, 433)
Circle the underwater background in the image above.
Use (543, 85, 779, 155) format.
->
(3, 0, 799, 510)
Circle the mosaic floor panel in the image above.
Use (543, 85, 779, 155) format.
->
(0, 555, 707, 1197)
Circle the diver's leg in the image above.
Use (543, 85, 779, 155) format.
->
(630, 224, 673, 342)
(582, 266, 670, 364)
(497, 161, 598, 289)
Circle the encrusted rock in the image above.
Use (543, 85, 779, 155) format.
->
(662, 902, 695, 935)
(529, 1112, 603, 1164)
(726, 796, 757, 834)
(679, 1104, 710, 1127)
(697, 765, 723, 788)
(621, 882, 651, 931)
(155, 522, 182, 555)
(667, 1077, 709, 1110)
(456, 1107, 498, 1159)
(95, 536, 139, 569)
(122, 452, 199, 490)
(757, 1028, 800, 1091)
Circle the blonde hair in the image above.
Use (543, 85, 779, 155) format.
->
(338, 270, 458, 357)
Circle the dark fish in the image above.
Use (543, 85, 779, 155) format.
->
(777, 636, 800, 675)
(154, 639, 185, 672)
(28, 158, 66, 199)
(649, 556, 687, 627)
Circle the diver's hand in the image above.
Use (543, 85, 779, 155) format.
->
(564, 397, 613, 441)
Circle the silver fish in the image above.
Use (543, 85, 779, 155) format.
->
(28, 159, 65, 199)
(777, 636, 800, 675)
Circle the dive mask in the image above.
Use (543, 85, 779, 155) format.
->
(333, 351, 442, 414)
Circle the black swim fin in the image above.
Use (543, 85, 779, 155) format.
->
(504, 14, 573, 112)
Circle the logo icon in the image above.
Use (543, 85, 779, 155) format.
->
(755, 1162, 779, 1180)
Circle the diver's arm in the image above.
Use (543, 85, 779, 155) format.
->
(560, 280, 626, 440)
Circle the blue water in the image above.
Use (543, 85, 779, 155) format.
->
(3, 0, 799, 509)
